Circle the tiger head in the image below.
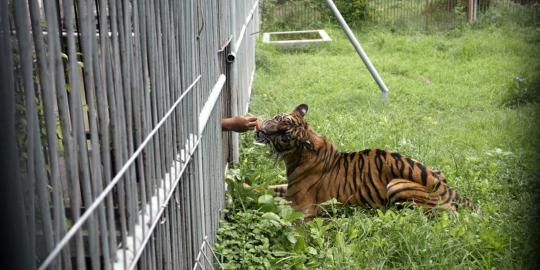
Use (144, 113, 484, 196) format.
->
(254, 104, 314, 155)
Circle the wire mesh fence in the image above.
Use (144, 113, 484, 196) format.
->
(260, 0, 326, 31)
(260, 0, 540, 31)
(2, 0, 259, 269)
(367, 0, 539, 30)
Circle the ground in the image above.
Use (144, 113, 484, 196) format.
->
(216, 22, 540, 269)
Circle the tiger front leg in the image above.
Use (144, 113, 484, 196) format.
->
(269, 185, 321, 219)
(241, 183, 287, 197)
(291, 203, 319, 219)
(267, 184, 288, 198)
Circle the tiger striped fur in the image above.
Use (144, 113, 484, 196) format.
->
(254, 104, 476, 217)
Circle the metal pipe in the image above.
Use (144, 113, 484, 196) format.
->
(325, 0, 389, 100)
(229, 0, 240, 163)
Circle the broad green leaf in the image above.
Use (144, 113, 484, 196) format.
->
(261, 212, 281, 222)
(294, 236, 306, 253)
(258, 194, 274, 205)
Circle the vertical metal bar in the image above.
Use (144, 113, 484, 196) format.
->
(180, 178, 188, 269)
(161, 0, 173, 192)
(165, 209, 172, 270)
(152, 0, 163, 189)
(229, 0, 240, 163)
(77, 0, 113, 268)
(206, 0, 214, 241)
(44, 0, 80, 267)
(108, 0, 129, 266)
(137, 0, 155, 231)
(179, 3, 192, 265)
(156, 221, 163, 270)
(41, 2, 71, 266)
(325, 0, 389, 100)
(132, 0, 148, 246)
(170, 190, 179, 269)
(12, 1, 37, 266)
(96, 0, 119, 262)
(193, 156, 201, 267)
(151, 0, 166, 190)
(158, 0, 172, 194)
(155, 16, 167, 255)
(127, 0, 141, 247)
(195, 0, 206, 262)
(117, 0, 137, 253)
(70, 0, 102, 267)
(186, 163, 194, 267)
(26, 0, 60, 267)
(0, 1, 33, 268)
(146, 0, 162, 213)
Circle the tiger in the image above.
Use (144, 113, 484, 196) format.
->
(254, 104, 476, 218)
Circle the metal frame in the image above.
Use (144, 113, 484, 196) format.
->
(2, 0, 259, 269)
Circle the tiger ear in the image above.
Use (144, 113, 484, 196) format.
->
(294, 104, 308, 117)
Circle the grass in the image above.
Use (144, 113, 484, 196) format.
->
(216, 21, 540, 269)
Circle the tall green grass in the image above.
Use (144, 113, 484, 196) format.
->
(216, 23, 540, 269)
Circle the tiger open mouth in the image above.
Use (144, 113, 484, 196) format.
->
(254, 130, 270, 144)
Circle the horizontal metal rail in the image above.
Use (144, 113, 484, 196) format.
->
(199, 75, 227, 134)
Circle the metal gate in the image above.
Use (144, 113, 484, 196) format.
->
(0, 0, 259, 269)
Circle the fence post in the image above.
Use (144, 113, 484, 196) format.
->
(468, 0, 476, 22)
(425, 0, 431, 28)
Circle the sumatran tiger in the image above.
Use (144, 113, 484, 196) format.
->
(254, 104, 476, 218)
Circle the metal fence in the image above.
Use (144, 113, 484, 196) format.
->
(367, 0, 540, 30)
(1, 0, 259, 269)
(260, 0, 540, 31)
(260, 0, 325, 31)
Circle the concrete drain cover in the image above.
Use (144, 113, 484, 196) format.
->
(262, 29, 332, 47)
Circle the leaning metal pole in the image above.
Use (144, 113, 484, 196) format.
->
(325, 0, 389, 100)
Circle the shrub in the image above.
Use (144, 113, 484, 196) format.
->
(260, 0, 371, 31)
(314, 0, 371, 25)
(215, 175, 305, 269)
(501, 75, 540, 108)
